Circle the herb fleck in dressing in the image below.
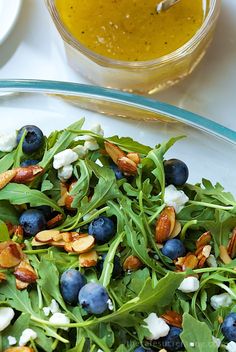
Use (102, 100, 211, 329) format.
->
(55, 0, 204, 61)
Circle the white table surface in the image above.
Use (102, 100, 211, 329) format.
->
(0, 0, 235, 131)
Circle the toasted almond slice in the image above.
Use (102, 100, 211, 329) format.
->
(0, 272, 7, 283)
(127, 152, 140, 165)
(35, 230, 60, 243)
(13, 166, 44, 183)
(51, 240, 66, 248)
(227, 228, 236, 259)
(72, 232, 88, 240)
(53, 233, 63, 242)
(64, 242, 74, 253)
(72, 235, 95, 254)
(79, 250, 98, 267)
(47, 214, 63, 228)
(169, 220, 181, 239)
(220, 245, 232, 264)
(31, 238, 48, 247)
(123, 255, 143, 271)
(5, 347, 34, 352)
(14, 260, 38, 284)
(104, 141, 126, 164)
(0, 244, 24, 268)
(182, 254, 198, 271)
(0, 169, 17, 189)
(62, 232, 73, 243)
(196, 231, 211, 249)
(155, 207, 175, 243)
(58, 183, 68, 206)
(117, 156, 137, 175)
(161, 310, 182, 328)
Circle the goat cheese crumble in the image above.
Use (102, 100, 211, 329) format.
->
(164, 184, 189, 213)
(178, 277, 199, 293)
(144, 313, 170, 340)
(19, 328, 37, 346)
(0, 307, 15, 332)
(210, 293, 232, 310)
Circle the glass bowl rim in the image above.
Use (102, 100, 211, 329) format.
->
(0, 79, 235, 144)
(46, 0, 221, 68)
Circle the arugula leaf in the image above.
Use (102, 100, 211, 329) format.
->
(13, 128, 26, 168)
(107, 136, 152, 154)
(0, 201, 19, 224)
(0, 151, 16, 173)
(41, 119, 85, 169)
(0, 220, 10, 242)
(0, 183, 63, 213)
(71, 160, 92, 208)
(2, 313, 30, 349)
(181, 313, 218, 352)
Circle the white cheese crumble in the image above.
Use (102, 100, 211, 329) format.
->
(107, 299, 114, 311)
(58, 165, 73, 182)
(164, 184, 189, 213)
(84, 140, 100, 151)
(0, 307, 15, 332)
(19, 328, 37, 346)
(43, 299, 60, 316)
(144, 313, 170, 340)
(210, 293, 232, 310)
(7, 336, 17, 346)
(49, 313, 70, 330)
(207, 254, 218, 268)
(53, 149, 78, 169)
(226, 341, 236, 352)
(0, 131, 17, 152)
(178, 277, 200, 293)
(212, 336, 221, 348)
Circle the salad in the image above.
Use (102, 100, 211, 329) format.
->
(0, 118, 236, 352)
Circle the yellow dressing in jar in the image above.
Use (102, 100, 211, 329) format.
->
(55, 0, 205, 62)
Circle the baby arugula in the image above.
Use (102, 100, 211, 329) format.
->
(0, 118, 236, 352)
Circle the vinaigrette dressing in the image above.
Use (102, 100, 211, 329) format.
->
(55, 0, 204, 62)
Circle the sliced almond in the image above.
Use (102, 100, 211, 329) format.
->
(65, 194, 75, 210)
(16, 279, 29, 290)
(13, 166, 44, 183)
(4, 347, 34, 352)
(155, 207, 175, 243)
(220, 245, 232, 264)
(0, 272, 7, 283)
(51, 240, 66, 248)
(169, 220, 181, 239)
(31, 238, 48, 247)
(0, 169, 17, 189)
(0, 243, 24, 268)
(58, 183, 68, 206)
(227, 228, 236, 259)
(64, 242, 74, 253)
(79, 250, 98, 267)
(104, 141, 126, 164)
(117, 156, 137, 175)
(182, 254, 199, 271)
(47, 214, 63, 228)
(196, 231, 211, 249)
(123, 255, 143, 271)
(62, 232, 73, 243)
(14, 260, 37, 284)
(161, 310, 182, 328)
(35, 230, 60, 243)
(127, 152, 140, 165)
(13, 225, 24, 241)
(52, 233, 63, 242)
(72, 235, 95, 254)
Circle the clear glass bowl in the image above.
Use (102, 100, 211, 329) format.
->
(0, 79, 235, 193)
(46, 0, 221, 94)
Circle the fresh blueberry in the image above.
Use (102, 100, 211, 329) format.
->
(110, 163, 124, 180)
(20, 159, 39, 167)
(158, 327, 184, 351)
(88, 216, 115, 244)
(60, 269, 86, 305)
(161, 239, 186, 260)
(17, 125, 44, 154)
(164, 159, 189, 186)
(19, 209, 46, 236)
(97, 254, 123, 278)
(78, 282, 109, 314)
(134, 347, 153, 352)
(35, 205, 52, 221)
(221, 313, 236, 341)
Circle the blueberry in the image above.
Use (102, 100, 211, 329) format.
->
(78, 282, 109, 314)
(158, 327, 184, 351)
(97, 254, 123, 278)
(164, 159, 189, 186)
(134, 347, 153, 352)
(161, 239, 186, 260)
(88, 216, 115, 244)
(60, 269, 86, 305)
(110, 163, 124, 180)
(19, 209, 46, 236)
(221, 313, 236, 341)
(20, 159, 39, 167)
(17, 125, 44, 154)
